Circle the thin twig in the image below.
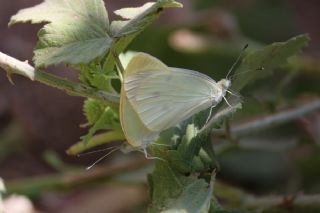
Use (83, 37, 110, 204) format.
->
(7, 157, 149, 194)
(215, 181, 320, 211)
(0, 52, 120, 106)
(244, 194, 320, 210)
(211, 99, 320, 137)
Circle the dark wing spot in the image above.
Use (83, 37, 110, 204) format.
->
(153, 91, 160, 98)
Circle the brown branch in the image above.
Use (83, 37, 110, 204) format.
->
(211, 99, 320, 137)
(7, 157, 149, 195)
(215, 181, 320, 212)
(0, 51, 120, 107)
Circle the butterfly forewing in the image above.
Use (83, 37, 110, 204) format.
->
(125, 68, 221, 132)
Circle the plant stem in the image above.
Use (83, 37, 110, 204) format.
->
(215, 181, 320, 211)
(211, 99, 320, 137)
(244, 194, 320, 210)
(7, 157, 149, 196)
(111, 48, 124, 82)
(66, 130, 125, 155)
(0, 52, 120, 106)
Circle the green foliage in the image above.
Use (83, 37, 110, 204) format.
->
(9, 0, 112, 68)
(104, 0, 182, 86)
(148, 125, 216, 212)
(9, 0, 182, 148)
(164, 178, 212, 213)
(78, 62, 118, 92)
(208, 34, 310, 131)
(7, 1, 312, 212)
(146, 35, 309, 212)
(111, 0, 182, 37)
(232, 35, 310, 92)
(81, 103, 120, 144)
(83, 99, 106, 125)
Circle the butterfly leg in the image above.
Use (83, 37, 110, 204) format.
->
(205, 105, 214, 125)
(223, 96, 232, 108)
(227, 90, 240, 98)
(142, 148, 166, 161)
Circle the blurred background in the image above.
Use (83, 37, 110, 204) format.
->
(1, 0, 320, 212)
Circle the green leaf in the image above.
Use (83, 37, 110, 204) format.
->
(83, 99, 106, 125)
(164, 150, 190, 173)
(148, 161, 184, 212)
(111, 0, 183, 37)
(163, 178, 212, 213)
(148, 159, 213, 213)
(148, 124, 217, 212)
(10, 0, 112, 67)
(177, 124, 199, 162)
(151, 124, 217, 174)
(81, 106, 120, 144)
(232, 34, 310, 92)
(103, 0, 183, 74)
(202, 34, 309, 133)
(78, 61, 118, 92)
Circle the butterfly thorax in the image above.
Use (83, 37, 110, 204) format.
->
(210, 79, 231, 105)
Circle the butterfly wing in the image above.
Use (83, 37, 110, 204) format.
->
(125, 63, 222, 132)
(120, 86, 159, 148)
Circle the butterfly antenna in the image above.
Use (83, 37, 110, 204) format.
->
(86, 147, 120, 170)
(229, 66, 264, 79)
(226, 44, 248, 79)
(77, 146, 120, 157)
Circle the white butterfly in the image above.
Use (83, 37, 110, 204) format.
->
(123, 52, 232, 133)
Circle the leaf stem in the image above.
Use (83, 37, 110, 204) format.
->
(66, 130, 125, 155)
(0, 52, 120, 107)
(111, 48, 124, 82)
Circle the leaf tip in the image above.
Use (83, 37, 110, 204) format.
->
(8, 15, 20, 27)
(162, 0, 183, 8)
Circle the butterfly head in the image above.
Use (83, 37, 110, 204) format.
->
(209, 78, 231, 105)
(217, 79, 231, 92)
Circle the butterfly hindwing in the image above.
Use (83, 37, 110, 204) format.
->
(120, 86, 159, 147)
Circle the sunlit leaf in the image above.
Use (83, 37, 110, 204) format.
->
(10, 0, 112, 67)
(111, 0, 183, 37)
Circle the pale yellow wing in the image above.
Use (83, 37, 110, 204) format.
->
(123, 53, 222, 132)
(124, 52, 169, 77)
(119, 86, 159, 148)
